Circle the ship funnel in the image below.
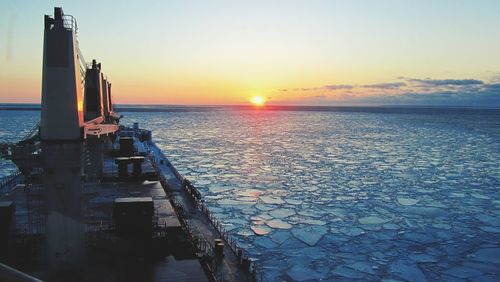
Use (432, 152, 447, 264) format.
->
(108, 82, 113, 112)
(101, 74, 110, 117)
(84, 59, 104, 121)
(40, 7, 84, 140)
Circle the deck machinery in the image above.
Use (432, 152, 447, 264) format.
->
(0, 7, 208, 281)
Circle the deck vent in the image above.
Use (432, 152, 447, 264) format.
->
(115, 157, 130, 178)
(130, 156, 144, 178)
(113, 197, 154, 240)
(119, 137, 134, 156)
(0, 202, 15, 260)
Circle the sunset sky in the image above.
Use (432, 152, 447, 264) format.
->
(1, 0, 499, 106)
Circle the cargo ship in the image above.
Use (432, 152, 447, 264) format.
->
(0, 7, 262, 282)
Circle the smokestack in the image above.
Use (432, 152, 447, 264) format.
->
(83, 59, 104, 121)
(101, 74, 110, 117)
(107, 82, 113, 112)
(40, 7, 84, 140)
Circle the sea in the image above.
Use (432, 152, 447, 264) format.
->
(1, 105, 499, 281)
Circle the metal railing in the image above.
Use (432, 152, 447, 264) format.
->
(77, 43, 87, 89)
(0, 170, 23, 192)
(0, 121, 39, 149)
(147, 152, 224, 281)
(148, 145, 268, 281)
(62, 14, 78, 32)
(21, 122, 40, 142)
(64, 13, 87, 89)
(0, 262, 43, 282)
(169, 197, 225, 281)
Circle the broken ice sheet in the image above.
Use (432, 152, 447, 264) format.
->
(339, 227, 365, 237)
(471, 248, 500, 264)
(291, 226, 328, 246)
(260, 195, 285, 204)
(133, 109, 500, 281)
(443, 266, 483, 279)
(390, 260, 427, 282)
(332, 265, 364, 279)
(358, 216, 390, 225)
(286, 264, 325, 281)
(397, 197, 419, 206)
(266, 219, 292, 229)
(349, 261, 377, 275)
(251, 224, 271, 235)
(253, 237, 278, 248)
(269, 208, 296, 218)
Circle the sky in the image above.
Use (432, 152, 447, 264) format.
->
(0, 0, 499, 106)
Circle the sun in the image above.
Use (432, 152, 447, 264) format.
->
(250, 96, 265, 106)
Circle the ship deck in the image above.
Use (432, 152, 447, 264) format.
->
(148, 142, 255, 282)
(0, 142, 209, 281)
(0, 125, 261, 281)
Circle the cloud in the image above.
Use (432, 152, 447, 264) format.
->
(323, 84, 354, 90)
(362, 82, 406, 89)
(288, 87, 319, 91)
(320, 88, 499, 106)
(484, 83, 500, 90)
(274, 76, 500, 107)
(313, 95, 327, 98)
(407, 78, 484, 86)
(371, 89, 500, 106)
(280, 84, 354, 92)
(491, 74, 500, 83)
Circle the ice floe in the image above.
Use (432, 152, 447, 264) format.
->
(397, 197, 420, 206)
(251, 225, 271, 235)
(472, 248, 500, 264)
(269, 208, 295, 218)
(286, 265, 324, 281)
(390, 260, 427, 282)
(444, 266, 484, 279)
(265, 219, 292, 229)
(358, 216, 390, 225)
(291, 226, 328, 246)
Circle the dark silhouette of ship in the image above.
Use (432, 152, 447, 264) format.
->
(0, 7, 262, 282)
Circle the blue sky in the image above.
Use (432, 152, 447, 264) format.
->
(1, 0, 499, 106)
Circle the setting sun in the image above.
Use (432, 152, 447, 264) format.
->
(250, 96, 265, 106)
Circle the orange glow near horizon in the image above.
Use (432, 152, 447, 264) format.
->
(250, 96, 265, 107)
(0, 2, 499, 106)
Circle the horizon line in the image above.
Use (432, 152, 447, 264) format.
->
(0, 103, 499, 110)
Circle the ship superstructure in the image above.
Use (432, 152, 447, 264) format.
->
(0, 7, 209, 281)
(0, 7, 264, 282)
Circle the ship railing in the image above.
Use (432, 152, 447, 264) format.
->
(150, 149, 268, 282)
(0, 121, 39, 150)
(77, 46, 87, 66)
(77, 46, 87, 88)
(170, 197, 225, 282)
(85, 217, 115, 248)
(62, 14, 78, 33)
(152, 208, 169, 239)
(143, 142, 151, 154)
(147, 149, 224, 280)
(0, 262, 43, 282)
(79, 64, 86, 86)
(0, 170, 23, 192)
(198, 200, 267, 281)
(20, 121, 40, 142)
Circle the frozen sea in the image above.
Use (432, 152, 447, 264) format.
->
(1, 106, 500, 281)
